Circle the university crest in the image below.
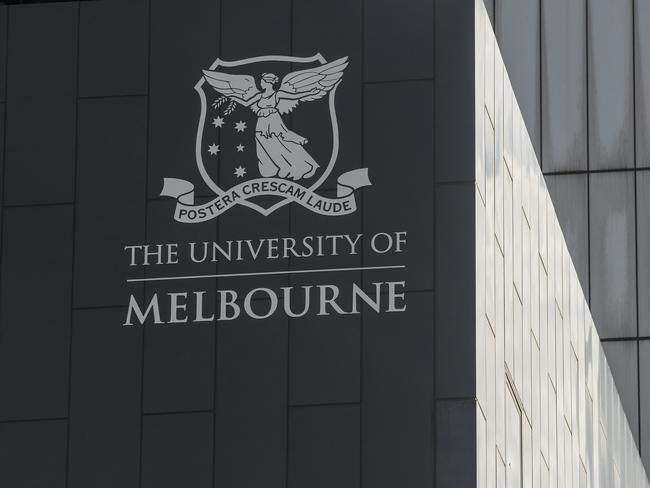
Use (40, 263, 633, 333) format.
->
(161, 53, 371, 222)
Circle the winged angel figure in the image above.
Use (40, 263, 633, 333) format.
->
(202, 57, 348, 181)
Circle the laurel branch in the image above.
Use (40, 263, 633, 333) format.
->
(212, 96, 238, 117)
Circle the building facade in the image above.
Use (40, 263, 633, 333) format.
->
(0, 0, 646, 487)
(475, 1, 647, 485)
(485, 0, 650, 472)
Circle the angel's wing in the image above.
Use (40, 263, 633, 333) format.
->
(202, 70, 260, 104)
(276, 57, 349, 114)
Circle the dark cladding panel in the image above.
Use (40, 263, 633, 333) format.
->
(292, 0, 363, 184)
(435, 0, 476, 183)
(221, 0, 290, 59)
(288, 405, 360, 488)
(364, 0, 433, 82)
(148, 0, 220, 198)
(74, 97, 147, 308)
(545, 174, 589, 297)
(435, 183, 475, 398)
(4, 4, 77, 205)
(142, 199, 216, 413)
(78, 0, 148, 97)
(0, 7, 6, 102)
(68, 308, 142, 488)
(289, 314, 360, 405)
(436, 399, 476, 487)
(141, 413, 213, 488)
(288, 197, 361, 405)
(637, 0, 650, 167)
(0, 206, 73, 420)
(588, 0, 634, 170)
(541, 0, 587, 172)
(0, 420, 67, 488)
(362, 292, 434, 488)
(142, 321, 215, 413)
(497, 0, 541, 156)
(363, 81, 434, 291)
(214, 316, 288, 488)
(589, 172, 637, 338)
(0, 104, 4, 230)
(602, 341, 639, 445)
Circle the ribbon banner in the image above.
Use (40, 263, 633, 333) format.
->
(161, 169, 371, 223)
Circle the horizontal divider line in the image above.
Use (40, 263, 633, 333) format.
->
(126, 264, 406, 283)
(142, 409, 213, 417)
(0, 416, 68, 424)
(288, 401, 361, 408)
(543, 166, 650, 176)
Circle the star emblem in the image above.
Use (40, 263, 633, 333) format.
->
(235, 121, 247, 132)
(236, 144, 245, 152)
(207, 144, 220, 155)
(212, 117, 224, 128)
(234, 166, 246, 178)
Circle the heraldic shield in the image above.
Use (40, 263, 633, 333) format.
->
(160, 53, 371, 222)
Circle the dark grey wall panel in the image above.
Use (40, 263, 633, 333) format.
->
(292, 0, 363, 184)
(78, 0, 149, 97)
(141, 413, 213, 488)
(638, 172, 650, 336)
(545, 174, 589, 297)
(68, 308, 142, 488)
(287, 193, 362, 404)
(148, 0, 219, 198)
(0, 7, 6, 102)
(588, 0, 634, 170)
(0, 103, 4, 233)
(435, 0, 476, 183)
(221, 0, 289, 59)
(636, 0, 650, 168)
(288, 405, 360, 488)
(4, 4, 77, 205)
(602, 341, 639, 445)
(214, 316, 288, 488)
(0, 205, 73, 420)
(541, 0, 588, 172)
(74, 97, 147, 308)
(364, 0, 433, 82)
(497, 0, 540, 156)
(436, 183, 475, 397)
(142, 321, 215, 413)
(289, 314, 360, 405)
(589, 172, 637, 338)
(436, 398, 476, 487)
(362, 292, 434, 488)
(142, 200, 216, 413)
(0, 420, 67, 488)
(363, 81, 434, 291)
